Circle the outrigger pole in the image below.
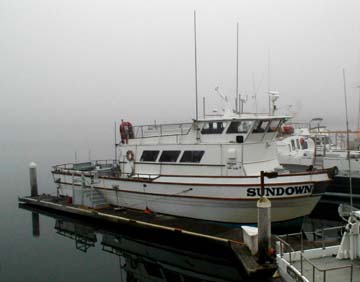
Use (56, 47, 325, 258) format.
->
(342, 68, 353, 213)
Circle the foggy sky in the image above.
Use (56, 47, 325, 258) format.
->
(1, 0, 360, 158)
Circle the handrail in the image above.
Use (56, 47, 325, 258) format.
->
(300, 254, 353, 282)
(131, 123, 193, 139)
(277, 225, 345, 252)
(52, 159, 115, 171)
(276, 225, 353, 282)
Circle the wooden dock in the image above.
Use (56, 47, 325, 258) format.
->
(18, 194, 278, 281)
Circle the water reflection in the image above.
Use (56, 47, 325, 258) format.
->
(20, 204, 244, 282)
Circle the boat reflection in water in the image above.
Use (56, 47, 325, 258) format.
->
(21, 205, 246, 282)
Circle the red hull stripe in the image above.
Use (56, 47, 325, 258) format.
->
(53, 172, 330, 187)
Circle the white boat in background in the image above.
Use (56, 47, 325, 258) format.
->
(277, 125, 315, 169)
(52, 108, 331, 225)
(276, 121, 360, 205)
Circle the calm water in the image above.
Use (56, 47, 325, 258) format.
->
(0, 137, 348, 281)
(0, 137, 123, 281)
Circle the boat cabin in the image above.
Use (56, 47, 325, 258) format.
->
(117, 115, 289, 177)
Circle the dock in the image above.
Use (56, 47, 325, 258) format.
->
(19, 194, 278, 281)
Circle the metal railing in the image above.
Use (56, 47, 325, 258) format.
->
(132, 123, 193, 139)
(52, 159, 115, 172)
(276, 225, 353, 282)
(301, 254, 352, 282)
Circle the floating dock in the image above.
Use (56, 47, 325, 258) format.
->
(19, 194, 278, 281)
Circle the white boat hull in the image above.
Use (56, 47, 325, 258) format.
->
(53, 171, 329, 224)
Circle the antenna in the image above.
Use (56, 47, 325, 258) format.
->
(194, 10, 199, 121)
(267, 49, 271, 114)
(357, 85, 360, 131)
(114, 121, 118, 162)
(268, 91, 280, 115)
(252, 73, 258, 113)
(239, 94, 248, 114)
(203, 97, 206, 118)
(342, 69, 353, 214)
(215, 86, 233, 115)
(235, 22, 239, 113)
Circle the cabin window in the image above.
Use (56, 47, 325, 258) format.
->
(180, 150, 205, 163)
(268, 119, 281, 132)
(291, 140, 296, 150)
(226, 121, 253, 134)
(252, 120, 269, 133)
(296, 139, 301, 150)
(201, 121, 226, 134)
(301, 139, 308, 150)
(159, 150, 181, 162)
(140, 150, 160, 162)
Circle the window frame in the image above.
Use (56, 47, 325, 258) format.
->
(291, 139, 296, 151)
(226, 120, 253, 134)
(180, 150, 205, 163)
(140, 150, 160, 162)
(159, 150, 181, 162)
(201, 121, 226, 134)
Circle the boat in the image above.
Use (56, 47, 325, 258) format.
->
(276, 209, 360, 282)
(277, 125, 315, 170)
(52, 108, 331, 225)
(276, 121, 360, 206)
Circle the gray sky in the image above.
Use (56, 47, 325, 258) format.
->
(1, 0, 360, 148)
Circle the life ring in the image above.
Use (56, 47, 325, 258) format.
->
(126, 150, 135, 161)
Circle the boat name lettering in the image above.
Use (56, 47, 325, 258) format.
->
(246, 185, 313, 197)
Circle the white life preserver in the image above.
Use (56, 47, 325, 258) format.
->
(126, 150, 135, 161)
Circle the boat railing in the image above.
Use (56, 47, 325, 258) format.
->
(276, 225, 353, 282)
(287, 122, 311, 129)
(131, 123, 193, 139)
(52, 159, 115, 172)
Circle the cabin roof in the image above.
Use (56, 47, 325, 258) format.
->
(197, 113, 291, 122)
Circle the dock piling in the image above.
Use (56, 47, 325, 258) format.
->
(29, 162, 38, 197)
(257, 196, 271, 264)
(257, 171, 275, 264)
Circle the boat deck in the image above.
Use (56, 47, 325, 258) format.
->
(292, 256, 360, 282)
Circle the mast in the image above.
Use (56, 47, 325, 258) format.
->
(357, 85, 360, 133)
(342, 69, 353, 213)
(267, 50, 271, 115)
(236, 22, 239, 114)
(194, 10, 199, 121)
(193, 10, 200, 141)
(114, 121, 118, 162)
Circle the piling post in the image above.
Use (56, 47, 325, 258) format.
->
(257, 171, 276, 264)
(32, 212, 40, 237)
(257, 195, 271, 264)
(29, 162, 38, 197)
